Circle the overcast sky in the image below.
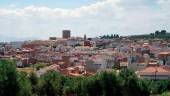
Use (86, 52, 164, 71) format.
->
(0, 0, 170, 41)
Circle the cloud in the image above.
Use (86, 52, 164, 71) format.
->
(0, 0, 169, 41)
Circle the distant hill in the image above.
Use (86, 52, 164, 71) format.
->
(98, 30, 170, 40)
(129, 30, 170, 40)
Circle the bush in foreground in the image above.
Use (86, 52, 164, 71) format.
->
(1, 59, 170, 96)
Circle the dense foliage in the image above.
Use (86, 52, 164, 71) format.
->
(130, 30, 170, 40)
(99, 34, 120, 39)
(0, 59, 170, 96)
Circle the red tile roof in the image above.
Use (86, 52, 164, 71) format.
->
(138, 66, 170, 75)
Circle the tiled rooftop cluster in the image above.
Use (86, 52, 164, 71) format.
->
(1, 36, 170, 79)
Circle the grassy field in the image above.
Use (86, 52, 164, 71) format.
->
(160, 92, 170, 96)
(29, 62, 51, 70)
(17, 67, 35, 74)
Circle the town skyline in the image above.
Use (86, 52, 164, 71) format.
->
(1, 0, 170, 96)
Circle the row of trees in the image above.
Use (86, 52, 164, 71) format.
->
(154, 30, 167, 35)
(99, 34, 120, 39)
(0, 59, 170, 96)
(131, 30, 169, 40)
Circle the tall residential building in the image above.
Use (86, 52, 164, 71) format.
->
(62, 30, 71, 39)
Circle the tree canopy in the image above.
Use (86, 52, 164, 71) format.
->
(0, 59, 170, 96)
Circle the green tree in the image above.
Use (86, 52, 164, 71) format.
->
(39, 71, 64, 96)
(155, 30, 160, 35)
(148, 80, 169, 94)
(150, 33, 155, 38)
(138, 80, 150, 96)
(0, 59, 20, 96)
(119, 69, 150, 96)
(29, 73, 39, 95)
(116, 34, 119, 38)
(63, 77, 77, 96)
(111, 34, 114, 38)
(97, 71, 122, 96)
(161, 30, 166, 35)
(85, 77, 102, 96)
(18, 72, 32, 96)
(72, 77, 88, 96)
(91, 79, 102, 96)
